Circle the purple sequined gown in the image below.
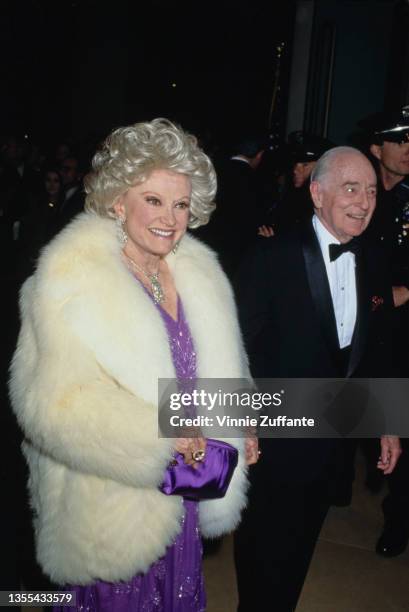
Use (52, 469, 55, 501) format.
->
(54, 296, 206, 612)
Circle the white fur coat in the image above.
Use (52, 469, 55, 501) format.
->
(9, 212, 250, 585)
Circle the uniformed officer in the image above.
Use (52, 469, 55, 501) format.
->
(369, 106, 409, 325)
(367, 106, 409, 557)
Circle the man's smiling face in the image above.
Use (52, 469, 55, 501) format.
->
(310, 152, 377, 243)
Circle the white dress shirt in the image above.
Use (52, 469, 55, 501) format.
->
(64, 185, 79, 202)
(312, 215, 357, 348)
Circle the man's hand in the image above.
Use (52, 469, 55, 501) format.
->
(392, 285, 409, 307)
(245, 436, 260, 465)
(258, 225, 274, 238)
(377, 435, 401, 475)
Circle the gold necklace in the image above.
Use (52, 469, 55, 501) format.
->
(124, 254, 165, 305)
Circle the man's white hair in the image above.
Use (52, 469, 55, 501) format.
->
(310, 146, 368, 185)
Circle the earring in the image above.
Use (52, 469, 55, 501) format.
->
(172, 241, 180, 254)
(116, 215, 128, 245)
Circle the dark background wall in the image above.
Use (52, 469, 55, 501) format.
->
(0, 0, 295, 149)
(0, 0, 408, 150)
(326, 0, 394, 143)
(296, 0, 409, 145)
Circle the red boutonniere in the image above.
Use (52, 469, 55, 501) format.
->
(371, 295, 384, 311)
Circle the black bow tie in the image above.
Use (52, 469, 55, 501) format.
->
(329, 239, 361, 262)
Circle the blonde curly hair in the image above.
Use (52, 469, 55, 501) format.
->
(84, 118, 216, 228)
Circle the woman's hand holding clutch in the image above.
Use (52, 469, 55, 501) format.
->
(174, 437, 207, 468)
(245, 436, 260, 465)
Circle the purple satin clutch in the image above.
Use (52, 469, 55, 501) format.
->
(160, 439, 238, 501)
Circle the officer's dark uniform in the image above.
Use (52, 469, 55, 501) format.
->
(370, 177, 409, 373)
(366, 107, 409, 557)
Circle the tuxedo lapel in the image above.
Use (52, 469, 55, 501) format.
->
(301, 222, 341, 369)
(347, 250, 371, 376)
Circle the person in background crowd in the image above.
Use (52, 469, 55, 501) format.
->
(234, 146, 400, 612)
(18, 167, 64, 279)
(57, 155, 85, 229)
(9, 118, 256, 612)
(1, 134, 41, 192)
(256, 145, 289, 238)
(54, 139, 73, 165)
(272, 131, 334, 233)
(0, 134, 41, 261)
(196, 132, 268, 278)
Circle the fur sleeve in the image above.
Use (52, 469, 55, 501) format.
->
(9, 279, 173, 489)
(199, 440, 249, 537)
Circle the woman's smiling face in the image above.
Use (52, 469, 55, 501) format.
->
(114, 168, 191, 258)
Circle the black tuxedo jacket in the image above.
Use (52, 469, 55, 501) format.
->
(57, 186, 85, 232)
(236, 219, 394, 482)
(196, 158, 265, 277)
